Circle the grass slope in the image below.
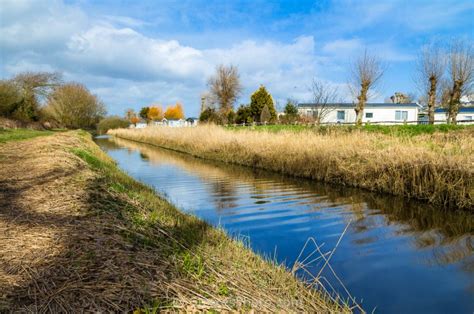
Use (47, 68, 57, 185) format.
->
(0, 131, 346, 312)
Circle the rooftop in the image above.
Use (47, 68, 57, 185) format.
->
(298, 103, 421, 108)
(434, 107, 474, 113)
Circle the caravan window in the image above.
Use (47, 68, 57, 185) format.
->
(395, 110, 408, 121)
(337, 110, 345, 120)
(365, 112, 373, 118)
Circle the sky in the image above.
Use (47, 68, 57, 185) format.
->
(1, 0, 473, 117)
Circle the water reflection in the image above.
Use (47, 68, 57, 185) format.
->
(97, 136, 474, 314)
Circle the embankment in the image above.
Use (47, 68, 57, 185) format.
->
(0, 131, 345, 312)
(109, 126, 474, 210)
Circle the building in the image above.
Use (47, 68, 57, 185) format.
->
(297, 103, 422, 124)
(185, 117, 199, 126)
(433, 107, 474, 124)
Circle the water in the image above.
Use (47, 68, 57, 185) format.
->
(95, 136, 474, 313)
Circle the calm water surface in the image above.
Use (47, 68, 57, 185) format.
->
(96, 136, 473, 313)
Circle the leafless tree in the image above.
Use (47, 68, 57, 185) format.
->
(350, 50, 384, 125)
(310, 79, 339, 124)
(13, 71, 62, 100)
(446, 40, 474, 124)
(415, 44, 446, 124)
(208, 65, 242, 115)
(389, 92, 416, 104)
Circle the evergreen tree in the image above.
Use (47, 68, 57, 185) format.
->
(249, 85, 276, 122)
(235, 105, 253, 124)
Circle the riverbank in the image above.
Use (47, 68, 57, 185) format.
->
(0, 131, 346, 312)
(109, 125, 473, 210)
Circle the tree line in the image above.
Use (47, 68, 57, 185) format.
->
(200, 39, 473, 126)
(0, 72, 105, 129)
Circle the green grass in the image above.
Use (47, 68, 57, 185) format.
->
(0, 128, 54, 143)
(225, 123, 473, 137)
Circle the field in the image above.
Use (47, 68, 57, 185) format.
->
(0, 128, 54, 143)
(0, 130, 346, 312)
(109, 125, 474, 210)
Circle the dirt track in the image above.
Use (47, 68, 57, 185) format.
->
(0, 134, 164, 311)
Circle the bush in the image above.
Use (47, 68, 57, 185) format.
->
(46, 83, 106, 129)
(0, 80, 22, 117)
(97, 116, 130, 134)
(235, 105, 253, 124)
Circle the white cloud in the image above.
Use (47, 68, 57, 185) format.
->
(0, 1, 326, 116)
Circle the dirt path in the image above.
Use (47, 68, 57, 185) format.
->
(0, 134, 168, 311)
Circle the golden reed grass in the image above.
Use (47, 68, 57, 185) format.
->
(109, 126, 474, 210)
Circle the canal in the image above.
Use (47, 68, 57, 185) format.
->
(96, 136, 473, 313)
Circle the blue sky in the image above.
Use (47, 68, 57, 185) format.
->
(1, 0, 473, 116)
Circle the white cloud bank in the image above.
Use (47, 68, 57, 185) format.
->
(0, 0, 326, 115)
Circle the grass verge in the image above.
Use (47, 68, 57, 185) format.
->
(0, 128, 54, 143)
(226, 123, 474, 137)
(0, 131, 347, 312)
(109, 125, 473, 210)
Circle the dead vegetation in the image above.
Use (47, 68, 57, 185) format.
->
(0, 131, 348, 312)
(109, 125, 474, 210)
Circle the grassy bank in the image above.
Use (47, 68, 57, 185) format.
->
(0, 131, 346, 312)
(0, 128, 54, 143)
(109, 126, 474, 210)
(226, 123, 473, 137)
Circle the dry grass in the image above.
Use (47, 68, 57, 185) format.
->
(109, 125, 474, 210)
(0, 131, 349, 312)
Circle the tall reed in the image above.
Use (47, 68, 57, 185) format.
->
(109, 126, 473, 210)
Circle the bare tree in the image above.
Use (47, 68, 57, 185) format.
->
(415, 44, 446, 124)
(9, 71, 62, 121)
(446, 40, 474, 124)
(310, 79, 339, 124)
(389, 92, 416, 104)
(208, 65, 242, 116)
(350, 50, 384, 125)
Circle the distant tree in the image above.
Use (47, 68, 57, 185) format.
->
(208, 65, 242, 115)
(0, 80, 22, 117)
(235, 105, 253, 124)
(147, 105, 163, 121)
(415, 44, 446, 124)
(310, 79, 339, 124)
(46, 83, 106, 129)
(130, 115, 140, 125)
(282, 99, 299, 123)
(164, 103, 184, 120)
(446, 40, 474, 124)
(250, 85, 276, 122)
(389, 92, 416, 104)
(227, 110, 236, 124)
(284, 99, 298, 115)
(139, 107, 150, 121)
(97, 116, 130, 134)
(199, 107, 222, 124)
(125, 108, 136, 122)
(350, 50, 384, 126)
(12, 72, 61, 121)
